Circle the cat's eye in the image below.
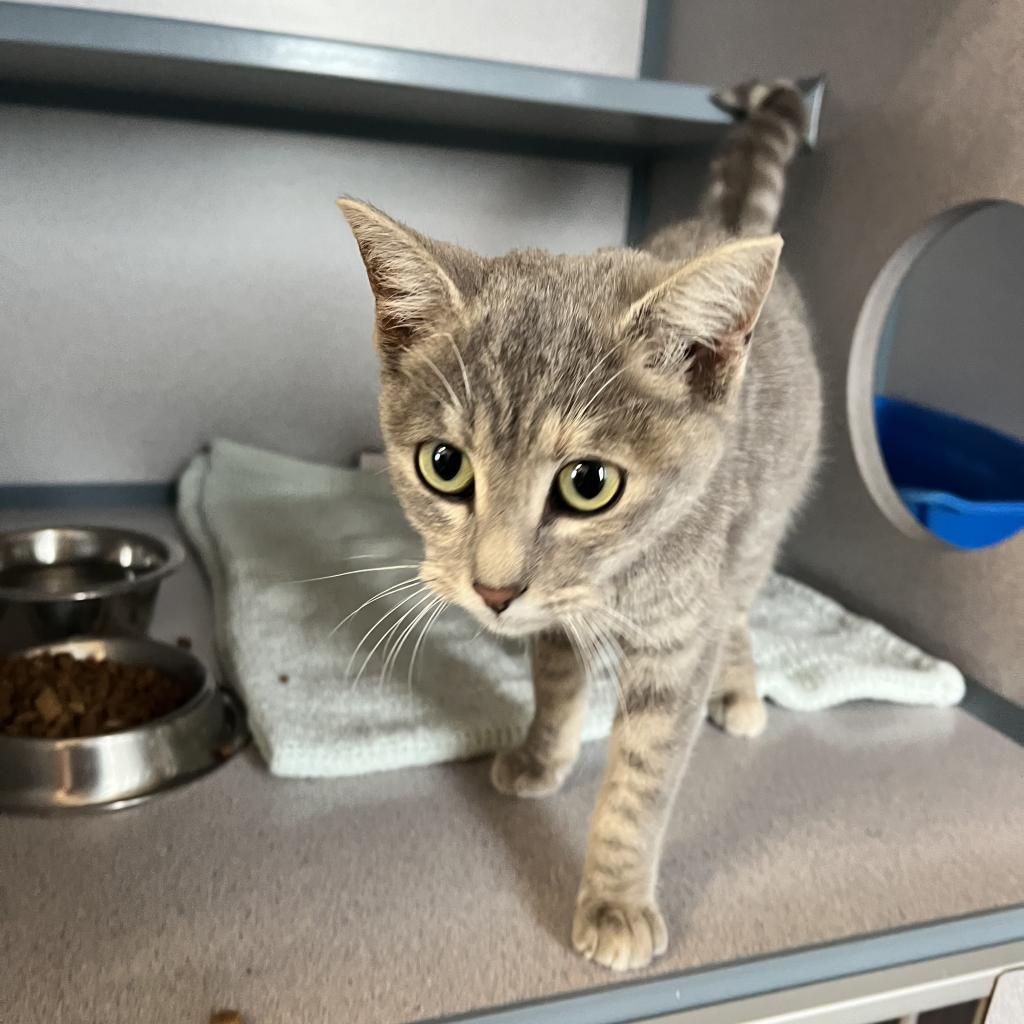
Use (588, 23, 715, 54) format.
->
(416, 441, 475, 497)
(554, 460, 624, 514)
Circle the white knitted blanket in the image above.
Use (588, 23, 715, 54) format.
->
(178, 440, 965, 778)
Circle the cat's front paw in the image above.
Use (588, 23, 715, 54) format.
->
(572, 896, 668, 971)
(490, 746, 572, 798)
(708, 691, 767, 738)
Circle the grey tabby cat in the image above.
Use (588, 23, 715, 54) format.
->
(340, 80, 821, 971)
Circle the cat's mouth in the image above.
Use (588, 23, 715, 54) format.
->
(478, 612, 552, 639)
(462, 593, 557, 638)
(420, 563, 555, 637)
(448, 592, 546, 636)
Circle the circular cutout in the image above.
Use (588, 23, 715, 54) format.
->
(849, 200, 1024, 550)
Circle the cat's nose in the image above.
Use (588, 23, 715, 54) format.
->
(473, 581, 526, 614)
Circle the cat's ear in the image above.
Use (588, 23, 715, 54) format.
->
(623, 235, 782, 403)
(338, 199, 478, 368)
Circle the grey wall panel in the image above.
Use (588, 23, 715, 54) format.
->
(650, 0, 1024, 702)
(1, 103, 630, 482)
(878, 201, 1024, 442)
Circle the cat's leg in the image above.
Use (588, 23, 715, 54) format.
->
(707, 621, 766, 738)
(491, 629, 587, 798)
(572, 641, 718, 970)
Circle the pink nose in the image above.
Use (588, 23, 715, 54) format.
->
(472, 582, 526, 614)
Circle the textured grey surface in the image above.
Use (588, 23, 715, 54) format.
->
(648, 0, 1024, 705)
(1, 506, 1023, 1024)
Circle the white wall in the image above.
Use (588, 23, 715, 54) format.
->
(0, 103, 630, 483)
(21, 0, 646, 77)
(2, 0, 645, 483)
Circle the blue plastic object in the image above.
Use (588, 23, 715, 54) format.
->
(874, 396, 1024, 549)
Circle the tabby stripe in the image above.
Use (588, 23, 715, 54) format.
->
(597, 835, 642, 855)
(700, 81, 806, 236)
(621, 749, 657, 776)
(607, 800, 643, 827)
(623, 685, 680, 716)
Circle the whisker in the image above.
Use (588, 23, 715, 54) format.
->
(351, 591, 435, 689)
(578, 613, 629, 727)
(573, 613, 598, 667)
(276, 564, 419, 586)
(400, 364, 447, 407)
(566, 614, 601, 684)
(466, 623, 486, 644)
(406, 599, 448, 692)
(419, 352, 464, 411)
(381, 595, 440, 688)
(344, 587, 429, 682)
(591, 617, 624, 683)
(566, 341, 626, 416)
(444, 335, 473, 404)
(561, 616, 590, 678)
(324, 553, 402, 562)
(591, 604, 656, 647)
(571, 367, 628, 423)
(379, 588, 434, 666)
(327, 576, 423, 639)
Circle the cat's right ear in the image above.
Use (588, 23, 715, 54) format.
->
(622, 235, 782, 405)
(338, 199, 474, 369)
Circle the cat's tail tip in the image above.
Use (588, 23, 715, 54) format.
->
(711, 79, 807, 136)
(703, 79, 808, 238)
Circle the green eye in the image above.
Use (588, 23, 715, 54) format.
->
(416, 442, 475, 496)
(555, 460, 624, 514)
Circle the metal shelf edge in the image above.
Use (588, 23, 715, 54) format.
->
(0, 3, 824, 150)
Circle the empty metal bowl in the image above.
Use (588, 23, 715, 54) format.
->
(0, 636, 246, 812)
(0, 525, 184, 648)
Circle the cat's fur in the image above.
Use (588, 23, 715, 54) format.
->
(340, 81, 821, 971)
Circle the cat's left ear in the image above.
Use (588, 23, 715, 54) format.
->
(623, 235, 783, 404)
(338, 199, 480, 370)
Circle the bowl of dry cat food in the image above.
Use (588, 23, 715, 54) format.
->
(0, 636, 246, 812)
(0, 525, 185, 646)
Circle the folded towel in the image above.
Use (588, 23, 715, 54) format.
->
(178, 441, 965, 778)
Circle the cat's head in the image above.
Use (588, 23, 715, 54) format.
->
(340, 200, 780, 639)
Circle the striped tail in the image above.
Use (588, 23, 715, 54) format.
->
(701, 80, 807, 237)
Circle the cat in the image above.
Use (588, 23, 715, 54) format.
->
(339, 80, 821, 971)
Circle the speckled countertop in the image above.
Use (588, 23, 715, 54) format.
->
(1, 504, 1023, 1024)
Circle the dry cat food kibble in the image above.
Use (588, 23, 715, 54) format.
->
(0, 653, 193, 739)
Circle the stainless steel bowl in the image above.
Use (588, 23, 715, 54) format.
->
(0, 637, 247, 812)
(0, 525, 185, 649)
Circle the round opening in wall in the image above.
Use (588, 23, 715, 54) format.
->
(848, 200, 1024, 550)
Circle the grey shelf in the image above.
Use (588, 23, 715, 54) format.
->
(0, 2, 823, 161)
